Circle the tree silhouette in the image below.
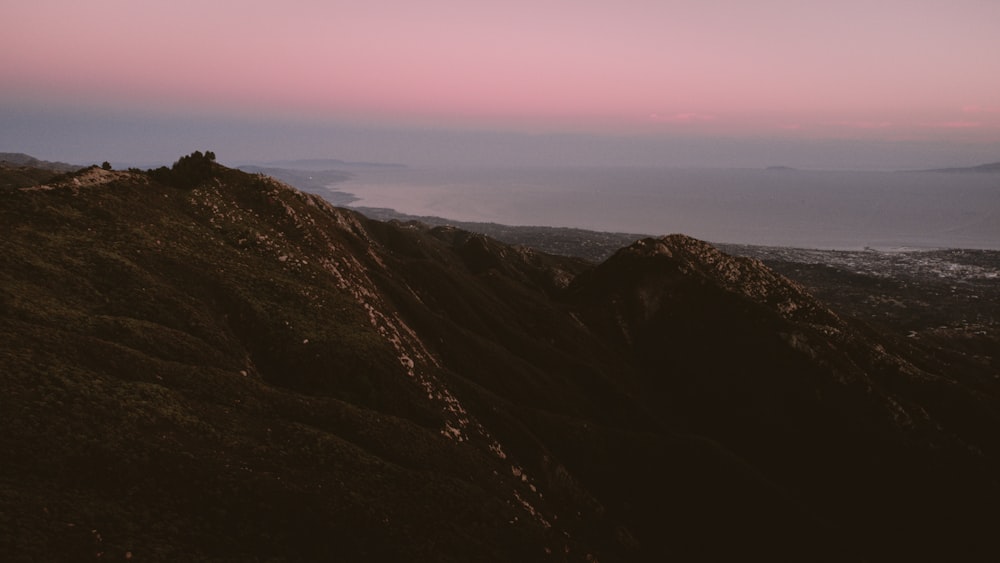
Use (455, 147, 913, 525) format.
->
(148, 150, 219, 188)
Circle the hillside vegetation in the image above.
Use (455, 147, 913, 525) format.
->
(2, 154, 998, 561)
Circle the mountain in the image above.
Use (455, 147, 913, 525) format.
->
(0, 152, 81, 173)
(2, 154, 998, 561)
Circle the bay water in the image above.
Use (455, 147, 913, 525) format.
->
(330, 166, 1000, 250)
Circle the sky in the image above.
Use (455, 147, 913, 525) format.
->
(2, 0, 999, 169)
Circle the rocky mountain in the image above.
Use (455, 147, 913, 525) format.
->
(2, 154, 998, 561)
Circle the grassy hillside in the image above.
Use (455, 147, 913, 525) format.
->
(2, 154, 997, 561)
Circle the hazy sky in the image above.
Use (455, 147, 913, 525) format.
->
(3, 0, 999, 168)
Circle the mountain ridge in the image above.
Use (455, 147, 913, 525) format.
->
(0, 152, 82, 172)
(2, 153, 998, 561)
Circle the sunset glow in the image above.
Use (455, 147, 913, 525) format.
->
(3, 0, 999, 166)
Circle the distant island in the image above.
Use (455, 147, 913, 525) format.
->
(916, 161, 1000, 173)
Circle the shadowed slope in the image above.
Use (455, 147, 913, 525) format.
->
(567, 235, 1000, 560)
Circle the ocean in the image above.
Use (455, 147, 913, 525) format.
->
(328, 166, 1000, 251)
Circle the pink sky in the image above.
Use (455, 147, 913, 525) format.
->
(3, 0, 1000, 165)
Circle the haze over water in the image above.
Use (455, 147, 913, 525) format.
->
(337, 167, 1000, 251)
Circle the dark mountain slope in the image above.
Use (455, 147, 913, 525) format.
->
(1, 162, 577, 561)
(565, 236, 1000, 560)
(2, 155, 997, 561)
(355, 227, 843, 561)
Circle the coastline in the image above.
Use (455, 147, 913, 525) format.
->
(325, 166, 1000, 253)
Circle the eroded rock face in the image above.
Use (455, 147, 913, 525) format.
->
(2, 159, 997, 562)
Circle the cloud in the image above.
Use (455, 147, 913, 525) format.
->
(649, 112, 718, 124)
(926, 120, 982, 129)
(962, 105, 1000, 114)
(833, 120, 893, 129)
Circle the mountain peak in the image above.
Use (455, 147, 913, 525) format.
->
(603, 234, 837, 327)
(620, 233, 707, 257)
